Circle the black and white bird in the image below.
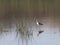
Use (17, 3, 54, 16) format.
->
(37, 22, 43, 25)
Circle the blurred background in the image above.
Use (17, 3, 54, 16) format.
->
(0, 0, 60, 45)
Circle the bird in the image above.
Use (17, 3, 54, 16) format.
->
(38, 22, 43, 25)
(36, 21, 43, 25)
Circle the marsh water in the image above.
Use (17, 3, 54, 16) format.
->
(0, 0, 60, 45)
